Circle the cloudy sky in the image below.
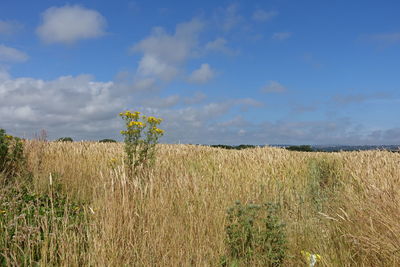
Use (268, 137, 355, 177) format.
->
(0, 0, 399, 145)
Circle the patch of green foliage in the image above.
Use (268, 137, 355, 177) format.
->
(286, 145, 313, 152)
(210, 144, 257, 150)
(99, 138, 117, 143)
(221, 201, 287, 266)
(0, 178, 87, 266)
(307, 158, 342, 211)
(0, 129, 25, 181)
(57, 137, 73, 142)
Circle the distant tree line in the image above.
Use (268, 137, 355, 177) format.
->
(285, 145, 313, 152)
(209, 144, 258, 150)
(99, 139, 117, 143)
(56, 137, 117, 143)
(57, 137, 73, 142)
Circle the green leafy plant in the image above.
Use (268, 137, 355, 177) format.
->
(0, 176, 87, 266)
(222, 201, 287, 266)
(0, 129, 24, 180)
(119, 111, 164, 175)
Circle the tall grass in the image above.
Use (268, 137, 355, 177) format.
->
(1, 141, 399, 266)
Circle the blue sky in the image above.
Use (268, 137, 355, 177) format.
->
(0, 0, 399, 144)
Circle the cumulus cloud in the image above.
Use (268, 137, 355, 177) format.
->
(188, 63, 215, 84)
(36, 5, 107, 44)
(272, 32, 292, 41)
(132, 19, 203, 81)
(261, 81, 286, 93)
(1, 71, 398, 145)
(0, 74, 124, 139)
(0, 44, 28, 62)
(252, 9, 278, 22)
(0, 20, 22, 35)
(0, 70, 264, 142)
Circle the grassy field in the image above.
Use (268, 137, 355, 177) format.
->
(1, 141, 400, 266)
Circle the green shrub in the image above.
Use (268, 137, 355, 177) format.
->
(222, 201, 287, 266)
(57, 137, 73, 142)
(99, 138, 117, 143)
(0, 129, 24, 180)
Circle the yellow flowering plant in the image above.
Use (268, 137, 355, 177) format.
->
(301, 250, 322, 267)
(119, 111, 164, 174)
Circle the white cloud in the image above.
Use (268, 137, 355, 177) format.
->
(0, 74, 123, 139)
(0, 67, 10, 81)
(261, 81, 287, 93)
(141, 95, 180, 108)
(0, 68, 262, 142)
(0, 20, 22, 35)
(206, 37, 227, 51)
(0, 44, 28, 62)
(184, 91, 207, 105)
(132, 78, 157, 91)
(272, 32, 292, 41)
(137, 55, 179, 80)
(221, 4, 243, 31)
(36, 5, 107, 44)
(205, 37, 236, 55)
(1, 72, 398, 145)
(132, 19, 204, 81)
(188, 63, 215, 84)
(252, 9, 278, 22)
(234, 98, 264, 108)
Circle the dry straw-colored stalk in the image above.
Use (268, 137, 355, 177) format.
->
(2, 141, 399, 266)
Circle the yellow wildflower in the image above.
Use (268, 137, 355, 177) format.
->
(5, 135, 13, 139)
(128, 121, 145, 127)
(147, 116, 162, 124)
(150, 127, 164, 135)
(109, 158, 118, 165)
(301, 251, 321, 266)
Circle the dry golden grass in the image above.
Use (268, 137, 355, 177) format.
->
(2, 141, 400, 266)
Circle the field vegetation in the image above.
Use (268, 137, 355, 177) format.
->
(1, 134, 400, 265)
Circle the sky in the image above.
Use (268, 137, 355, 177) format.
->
(0, 0, 399, 145)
